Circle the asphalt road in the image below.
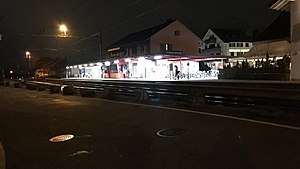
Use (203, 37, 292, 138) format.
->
(0, 87, 299, 169)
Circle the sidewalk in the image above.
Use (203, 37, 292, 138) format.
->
(0, 142, 4, 169)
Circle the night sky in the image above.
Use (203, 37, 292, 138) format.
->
(0, 0, 280, 65)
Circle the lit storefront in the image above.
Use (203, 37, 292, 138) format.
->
(66, 55, 227, 80)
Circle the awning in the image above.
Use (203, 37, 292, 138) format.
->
(243, 40, 290, 59)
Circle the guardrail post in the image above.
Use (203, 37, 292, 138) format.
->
(62, 85, 76, 95)
(50, 86, 60, 93)
(80, 89, 96, 97)
(0, 81, 8, 87)
(136, 89, 149, 102)
(188, 89, 205, 107)
(37, 85, 46, 91)
(12, 82, 20, 88)
(26, 84, 37, 90)
(102, 87, 118, 99)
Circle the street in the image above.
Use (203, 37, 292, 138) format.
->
(0, 87, 299, 169)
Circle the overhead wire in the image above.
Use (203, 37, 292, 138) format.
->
(65, 2, 168, 50)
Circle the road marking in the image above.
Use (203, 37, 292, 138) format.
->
(0, 142, 5, 169)
(100, 99, 300, 131)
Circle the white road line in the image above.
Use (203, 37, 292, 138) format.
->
(100, 99, 300, 131)
(0, 142, 5, 169)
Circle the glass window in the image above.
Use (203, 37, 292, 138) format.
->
(174, 30, 180, 36)
(237, 43, 243, 47)
(209, 44, 215, 48)
(229, 43, 236, 47)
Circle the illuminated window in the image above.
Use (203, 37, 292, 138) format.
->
(160, 43, 172, 52)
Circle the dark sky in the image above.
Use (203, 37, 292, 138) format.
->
(0, 0, 280, 64)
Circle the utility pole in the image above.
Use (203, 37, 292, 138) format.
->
(0, 33, 3, 81)
(99, 28, 103, 59)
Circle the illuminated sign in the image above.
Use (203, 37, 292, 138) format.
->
(165, 51, 183, 55)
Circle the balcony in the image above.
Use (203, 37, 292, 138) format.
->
(201, 47, 221, 54)
(204, 37, 217, 44)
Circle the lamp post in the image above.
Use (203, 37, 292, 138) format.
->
(25, 51, 32, 77)
(58, 24, 69, 78)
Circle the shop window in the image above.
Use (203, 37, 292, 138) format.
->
(110, 64, 118, 73)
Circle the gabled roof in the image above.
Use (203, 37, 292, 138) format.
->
(255, 12, 290, 42)
(209, 28, 255, 42)
(107, 20, 176, 50)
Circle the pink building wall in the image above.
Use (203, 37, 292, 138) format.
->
(150, 20, 201, 55)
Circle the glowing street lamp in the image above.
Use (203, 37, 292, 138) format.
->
(25, 51, 31, 60)
(59, 24, 68, 37)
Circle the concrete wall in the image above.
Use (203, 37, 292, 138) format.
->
(291, 0, 300, 80)
(150, 20, 201, 55)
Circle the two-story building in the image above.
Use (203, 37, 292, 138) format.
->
(106, 19, 201, 57)
(200, 28, 255, 57)
(66, 20, 226, 80)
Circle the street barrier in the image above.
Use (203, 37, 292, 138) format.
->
(61, 85, 76, 95)
(25, 79, 300, 112)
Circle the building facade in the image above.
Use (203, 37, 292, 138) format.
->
(66, 20, 226, 80)
(200, 28, 254, 57)
(271, 0, 300, 80)
(107, 20, 201, 57)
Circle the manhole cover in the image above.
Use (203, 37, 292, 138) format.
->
(156, 128, 188, 138)
(49, 134, 75, 143)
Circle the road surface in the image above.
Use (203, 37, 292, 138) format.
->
(0, 87, 299, 169)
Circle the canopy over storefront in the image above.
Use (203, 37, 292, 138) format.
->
(243, 40, 290, 59)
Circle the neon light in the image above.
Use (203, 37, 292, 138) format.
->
(154, 55, 163, 60)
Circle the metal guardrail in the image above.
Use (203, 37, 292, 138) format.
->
(25, 78, 300, 111)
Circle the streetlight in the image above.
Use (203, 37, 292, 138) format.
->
(25, 51, 31, 60)
(25, 51, 32, 77)
(59, 24, 68, 37)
